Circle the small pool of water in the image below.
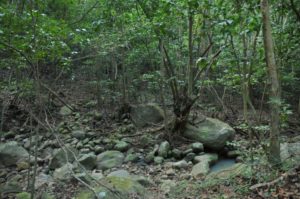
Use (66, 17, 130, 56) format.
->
(210, 159, 236, 173)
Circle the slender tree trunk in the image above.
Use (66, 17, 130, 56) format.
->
(187, 9, 193, 96)
(261, 0, 281, 166)
(298, 97, 300, 115)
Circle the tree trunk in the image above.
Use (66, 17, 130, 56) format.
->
(261, 0, 281, 166)
(298, 97, 300, 115)
(187, 9, 193, 96)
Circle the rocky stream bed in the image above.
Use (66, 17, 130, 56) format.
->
(0, 104, 300, 199)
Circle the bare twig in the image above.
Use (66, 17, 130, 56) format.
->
(40, 83, 76, 111)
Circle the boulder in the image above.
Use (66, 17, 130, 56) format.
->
(49, 147, 78, 170)
(71, 130, 86, 139)
(114, 141, 130, 152)
(96, 151, 124, 170)
(107, 169, 130, 178)
(184, 153, 196, 162)
(191, 142, 204, 153)
(53, 163, 74, 181)
(0, 174, 23, 195)
(78, 153, 97, 170)
(76, 175, 147, 199)
(145, 152, 155, 163)
(193, 153, 218, 164)
(191, 154, 218, 177)
(124, 153, 139, 163)
(158, 141, 170, 158)
(171, 149, 182, 159)
(0, 141, 29, 168)
(184, 118, 235, 150)
(191, 162, 210, 177)
(154, 156, 164, 165)
(91, 170, 104, 181)
(172, 160, 189, 169)
(130, 104, 164, 127)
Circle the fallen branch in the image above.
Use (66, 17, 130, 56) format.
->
(250, 164, 300, 190)
(250, 175, 286, 190)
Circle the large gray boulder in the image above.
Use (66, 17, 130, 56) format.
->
(184, 118, 235, 150)
(130, 104, 164, 127)
(0, 142, 29, 168)
(96, 151, 124, 170)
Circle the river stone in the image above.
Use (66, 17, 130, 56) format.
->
(96, 151, 124, 170)
(91, 170, 104, 181)
(53, 163, 74, 181)
(49, 147, 78, 170)
(171, 149, 182, 159)
(0, 141, 29, 168)
(172, 160, 189, 169)
(107, 169, 130, 178)
(71, 130, 86, 139)
(94, 146, 104, 154)
(0, 174, 23, 195)
(191, 154, 218, 178)
(154, 156, 164, 165)
(16, 161, 30, 170)
(145, 152, 155, 163)
(227, 150, 241, 158)
(184, 118, 235, 150)
(124, 153, 139, 163)
(114, 141, 130, 152)
(191, 142, 204, 153)
(130, 104, 164, 127)
(59, 106, 72, 116)
(193, 153, 218, 165)
(76, 141, 84, 149)
(183, 148, 193, 156)
(185, 152, 196, 162)
(158, 141, 170, 158)
(191, 162, 210, 177)
(78, 153, 96, 170)
(76, 176, 147, 199)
